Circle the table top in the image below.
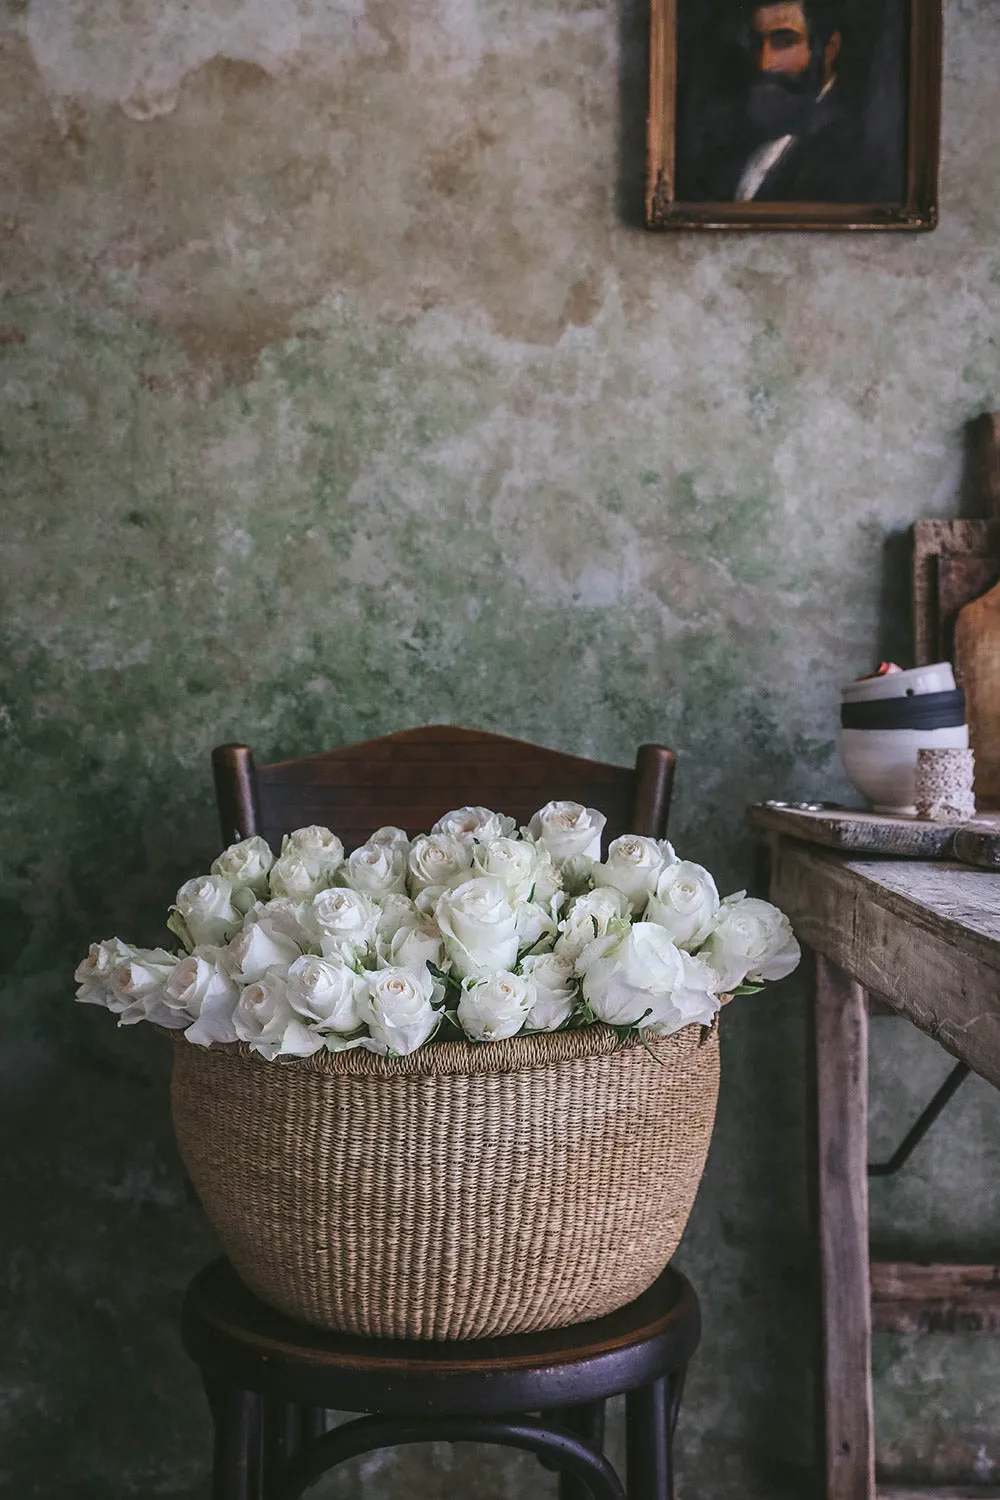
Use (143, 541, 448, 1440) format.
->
(748, 799, 1000, 867)
(846, 857, 1000, 948)
(754, 830, 1000, 1089)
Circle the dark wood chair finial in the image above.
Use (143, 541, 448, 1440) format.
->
(632, 745, 678, 841)
(212, 743, 261, 845)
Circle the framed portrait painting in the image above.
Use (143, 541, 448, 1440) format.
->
(647, 0, 941, 230)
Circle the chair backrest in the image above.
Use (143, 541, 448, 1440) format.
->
(212, 726, 676, 853)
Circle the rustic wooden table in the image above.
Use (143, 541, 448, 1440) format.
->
(749, 809, 1000, 1500)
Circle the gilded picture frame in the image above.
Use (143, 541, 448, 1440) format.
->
(646, 0, 941, 231)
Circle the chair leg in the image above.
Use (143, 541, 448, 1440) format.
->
(264, 1399, 300, 1481)
(300, 1406, 328, 1443)
(206, 1382, 265, 1500)
(557, 1402, 607, 1500)
(625, 1376, 673, 1500)
(263, 1402, 329, 1491)
(667, 1368, 686, 1439)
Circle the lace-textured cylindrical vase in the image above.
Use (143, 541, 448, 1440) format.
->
(914, 747, 976, 821)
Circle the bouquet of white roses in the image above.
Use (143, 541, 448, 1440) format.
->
(75, 801, 800, 1061)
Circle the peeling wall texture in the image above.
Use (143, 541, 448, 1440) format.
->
(2, 0, 1000, 1494)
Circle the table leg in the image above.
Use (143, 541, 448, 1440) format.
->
(814, 952, 875, 1500)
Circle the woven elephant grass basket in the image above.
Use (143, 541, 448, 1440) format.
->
(170, 1020, 720, 1341)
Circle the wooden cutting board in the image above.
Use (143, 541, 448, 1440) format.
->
(938, 554, 1000, 662)
(913, 519, 1000, 664)
(955, 579, 1000, 809)
(912, 412, 1000, 665)
(748, 801, 1000, 868)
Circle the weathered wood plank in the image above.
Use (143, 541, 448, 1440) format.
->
(879, 1489, 1000, 1499)
(871, 1262, 1000, 1334)
(768, 842, 1000, 1089)
(816, 955, 876, 1500)
(827, 858, 1000, 950)
(748, 803, 1000, 866)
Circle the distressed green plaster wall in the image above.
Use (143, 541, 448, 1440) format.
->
(2, 0, 1000, 1494)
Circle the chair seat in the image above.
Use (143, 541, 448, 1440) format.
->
(183, 1259, 700, 1417)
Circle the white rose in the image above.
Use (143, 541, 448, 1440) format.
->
(388, 920, 446, 972)
(305, 887, 380, 960)
(368, 825, 411, 853)
(700, 896, 801, 991)
(360, 966, 440, 1056)
(528, 801, 607, 864)
(106, 948, 182, 1028)
(340, 841, 409, 899)
(597, 836, 676, 913)
(268, 827, 344, 901)
(169, 874, 243, 950)
(471, 837, 560, 905)
(521, 953, 577, 1031)
(269, 850, 337, 902)
(644, 952, 721, 1037)
(224, 917, 303, 984)
(322, 1033, 369, 1053)
(282, 825, 345, 865)
(285, 955, 366, 1034)
(413, 884, 450, 916)
(185, 989, 242, 1046)
(554, 886, 631, 961)
(376, 894, 421, 944)
(233, 972, 322, 1060)
(211, 837, 274, 902)
(458, 971, 535, 1042)
(245, 897, 314, 951)
(515, 900, 558, 954)
(645, 861, 720, 949)
(75, 938, 135, 1006)
(435, 877, 520, 980)
(165, 950, 241, 1045)
(407, 834, 474, 894)
(579, 923, 685, 1029)
(432, 806, 517, 843)
(559, 854, 598, 897)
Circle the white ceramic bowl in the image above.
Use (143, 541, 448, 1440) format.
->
(840, 723, 970, 814)
(841, 662, 956, 705)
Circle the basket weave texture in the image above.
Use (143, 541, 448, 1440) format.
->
(170, 1021, 720, 1341)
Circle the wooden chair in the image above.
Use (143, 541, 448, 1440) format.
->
(210, 724, 677, 851)
(187, 724, 695, 1500)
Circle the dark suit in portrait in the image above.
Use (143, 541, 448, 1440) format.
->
(675, 0, 907, 205)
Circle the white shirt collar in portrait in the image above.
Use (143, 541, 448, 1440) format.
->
(735, 77, 836, 202)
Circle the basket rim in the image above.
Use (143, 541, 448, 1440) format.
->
(167, 1016, 719, 1080)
